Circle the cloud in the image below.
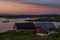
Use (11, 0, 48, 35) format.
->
(0, 1, 60, 14)
(0, 2, 60, 14)
(5, 0, 23, 2)
(0, 0, 25, 2)
(1, 0, 59, 9)
(16, 2, 60, 9)
(0, 0, 60, 3)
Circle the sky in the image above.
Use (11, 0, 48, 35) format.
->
(0, 0, 60, 14)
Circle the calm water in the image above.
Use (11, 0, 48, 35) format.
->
(0, 18, 60, 33)
(0, 18, 35, 33)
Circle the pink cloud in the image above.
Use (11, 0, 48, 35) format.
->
(0, 2, 60, 14)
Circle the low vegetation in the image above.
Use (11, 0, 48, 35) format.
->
(0, 29, 60, 40)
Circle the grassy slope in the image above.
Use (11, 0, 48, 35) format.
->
(0, 30, 60, 40)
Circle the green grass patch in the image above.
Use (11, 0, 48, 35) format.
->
(0, 30, 60, 40)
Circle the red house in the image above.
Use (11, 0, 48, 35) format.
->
(34, 22, 56, 36)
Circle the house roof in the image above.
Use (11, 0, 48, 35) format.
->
(34, 22, 56, 32)
(15, 22, 35, 29)
(42, 23, 55, 29)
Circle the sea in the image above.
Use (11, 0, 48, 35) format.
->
(0, 18, 60, 33)
(0, 18, 36, 33)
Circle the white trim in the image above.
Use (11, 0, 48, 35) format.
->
(36, 33, 48, 36)
(48, 31, 58, 35)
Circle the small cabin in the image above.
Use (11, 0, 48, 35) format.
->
(13, 22, 35, 31)
(34, 22, 56, 36)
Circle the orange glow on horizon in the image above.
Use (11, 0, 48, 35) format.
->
(0, 2, 60, 14)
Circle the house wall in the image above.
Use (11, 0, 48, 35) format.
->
(36, 27, 48, 34)
(36, 27, 48, 36)
(13, 24, 17, 31)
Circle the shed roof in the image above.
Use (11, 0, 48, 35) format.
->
(15, 22, 35, 29)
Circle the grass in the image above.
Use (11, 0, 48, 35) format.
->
(0, 29, 60, 40)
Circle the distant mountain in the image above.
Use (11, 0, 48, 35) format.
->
(0, 13, 60, 19)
